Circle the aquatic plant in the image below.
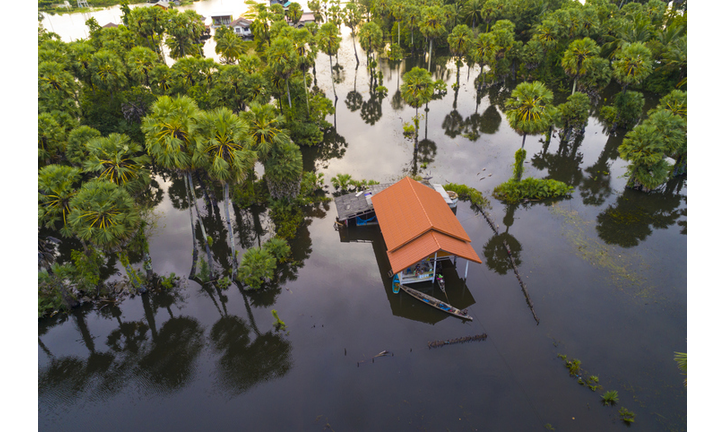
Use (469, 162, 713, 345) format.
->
(263, 237, 291, 263)
(494, 177, 573, 204)
(442, 183, 491, 211)
(272, 309, 287, 331)
(565, 359, 581, 376)
(601, 390, 619, 406)
(216, 276, 232, 290)
(618, 407, 635, 424)
(238, 246, 277, 290)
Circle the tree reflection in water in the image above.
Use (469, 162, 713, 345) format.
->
(483, 204, 523, 275)
(596, 176, 686, 248)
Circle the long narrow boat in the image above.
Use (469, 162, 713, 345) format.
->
(400, 284, 473, 321)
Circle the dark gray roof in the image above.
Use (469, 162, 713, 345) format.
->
(334, 183, 393, 222)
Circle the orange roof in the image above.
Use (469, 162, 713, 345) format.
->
(371, 177, 482, 274)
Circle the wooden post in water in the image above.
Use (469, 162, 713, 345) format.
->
(464, 260, 469, 280)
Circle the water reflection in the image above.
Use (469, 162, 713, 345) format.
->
(483, 204, 523, 275)
(530, 132, 585, 187)
(596, 177, 686, 248)
(210, 313, 292, 396)
(578, 132, 624, 206)
(337, 224, 475, 325)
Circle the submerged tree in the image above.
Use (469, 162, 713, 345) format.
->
(195, 107, 258, 279)
(504, 81, 554, 149)
(401, 67, 435, 150)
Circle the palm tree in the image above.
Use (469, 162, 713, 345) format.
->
(38, 165, 83, 239)
(358, 21, 383, 71)
(612, 42, 653, 94)
(242, 103, 291, 164)
(504, 81, 554, 149)
(67, 179, 144, 291)
(618, 122, 670, 191)
(215, 27, 245, 65)
(317, 22, 341, 100)
(194, 108, 258, 279)
(165, 9, 206, 59)
(419, 5, 448, 72)
(447, 24, 473, 89)
(342, 1, 363, 67)
(142, 95, 215, 279)
(265, 141, 304, 200)
(287, 2, 303, 25)
(89, 49, 127, 101)
(562, 37, 601, 95)
(66, 126, 101, 167)
(82, 133, 151, 195)
(401, 67, 435, 150)
(126, 46, 158, 87)
(266, 37, 299, 109)
(38, 61, 79, 114)
(291, 28, 316, 114)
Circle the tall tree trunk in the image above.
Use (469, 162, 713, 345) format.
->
(303, 71, 310, 117)
(351, 32, 360, 67)
(414, 106, 419, 151)
(427, 38, 433, 72)
(286, 78, 292, 109)
(224, 183, 238, 280)
(184, 174, 199, 278)
(329, 53, 337, 100)
(521, 133, 527, 149)
(187, 172, 215, 280)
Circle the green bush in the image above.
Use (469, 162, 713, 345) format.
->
(270, 199, 305, 239)
(493, 177, 573, 204)
(238, 247, 277, 290)
(442, 183, 490, 211)
(263, 237, 291, 263)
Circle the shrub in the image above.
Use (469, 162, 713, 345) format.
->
(493, 177, 574, 204)
(263, 237, 291, 263)
(238, 247, 277, 290)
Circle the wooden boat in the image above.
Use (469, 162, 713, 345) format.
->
(400, 284, 472, 321)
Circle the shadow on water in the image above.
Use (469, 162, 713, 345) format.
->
(337, 224, 475, 325)
(596, 176, 686, 247)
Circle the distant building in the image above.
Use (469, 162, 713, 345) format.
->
(230, 17, 253, 38)
(210, 12, 234, 28)
(102, 22, 118, 28)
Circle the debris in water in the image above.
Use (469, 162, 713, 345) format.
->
(427, 334, 488, 349)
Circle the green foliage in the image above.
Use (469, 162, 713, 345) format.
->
(505, 81, 554, 137)
(70, 248, 104, 292)
(618, 407, 636, 424)
(238, 246, 277, 289)
(602, 390, 619, 406)
(298, 172, 329, 204)
(494, 178, 574, 204)
(196, 258, 211, 283)
(158, 273, 179, 290)
(513, 148, 526, 181)
(270, 198, 305, 239)
(271, 309, 287, 331)
(442, 183, 490, 212)
(565, 358, 582, 376)
(216, 276, 232, 290)
(263, 237, 291, 263)
(38, 266, 73, 318)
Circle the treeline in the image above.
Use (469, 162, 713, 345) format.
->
(38, 1, 335, 316)
(331, 0, 687, 191)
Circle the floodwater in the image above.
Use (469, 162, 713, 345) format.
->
(39, 2, 687, 431)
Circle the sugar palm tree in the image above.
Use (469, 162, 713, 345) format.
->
(266, 36, 299, 109)
(505, 81, 554, 149)
(447, 24, 473, 89)
(401, 67, 434, 150)
(215, 27, 245, 65)
(419, 5, 448, 72)
(358, 21, 383, 71)
(612, 42, 653, 94)
(343, 1, 363, 67)
(618, 122, 670, 191)
(89, 49, 127, 102)
(265, 140, 304, 200)
(142, 95, 215, 278)
(38, 165, 83, 239)
(82, 133, 151, 195)
(562, 37, 601, 95)
(126, 46, 159, 87)
(67, 179, 145, 291)
(290, 28, 315, 114)
(194, 108, 258, 279)
(317, 22, 341, 100)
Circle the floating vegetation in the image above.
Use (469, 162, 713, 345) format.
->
(272, 309, 286, 331)
(602, 390, 619, 406)
(549, 203, 654, 296)
(427, 333, 488, 349)
(619, 407, 636, 424)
